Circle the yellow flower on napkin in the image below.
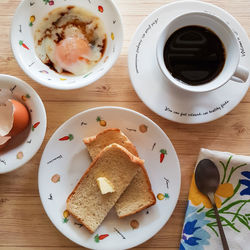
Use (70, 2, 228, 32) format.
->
(189, 175, 234, 208)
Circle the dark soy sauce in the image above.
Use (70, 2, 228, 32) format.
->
(163, 25, 226, 85)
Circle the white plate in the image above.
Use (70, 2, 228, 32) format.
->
(38, 106, 180, 250)
(128, 1, 250, 124)
(0, 74, 46, 174)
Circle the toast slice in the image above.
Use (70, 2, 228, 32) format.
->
(66, 143, 144, 233)
(83, 128, 156, 218)
(83, 128, 139, 158)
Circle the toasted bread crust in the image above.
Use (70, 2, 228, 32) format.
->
(83, 128, 121, 144)
(83, 128, 139, 157)
(66, 143, 144, 233)
(67, 210, 95, 234)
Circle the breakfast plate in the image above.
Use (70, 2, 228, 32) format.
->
(38, 106, 181, 250)
(128, 0, 250, 124)
(0, 74, 46, 174)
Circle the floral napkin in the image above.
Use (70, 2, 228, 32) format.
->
(180, 148, 250, 250)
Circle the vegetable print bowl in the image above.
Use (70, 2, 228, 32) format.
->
(0, 74, 47, 174)
(11, 0, 123, 90)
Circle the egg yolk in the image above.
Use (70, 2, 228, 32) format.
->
(55, 37, 90, 66)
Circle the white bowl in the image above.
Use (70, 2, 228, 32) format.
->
(11, 0, 123, 90)
(0, 74, 47, 174)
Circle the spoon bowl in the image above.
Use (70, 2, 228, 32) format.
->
(195, 159, 220, 195)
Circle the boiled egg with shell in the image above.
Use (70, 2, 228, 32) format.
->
(0, 99, 30, 149)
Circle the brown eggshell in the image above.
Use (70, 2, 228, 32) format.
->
(8, 99, 30, 136)
(0, 136, 11, 150)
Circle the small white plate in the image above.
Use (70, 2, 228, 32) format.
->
(38, 106, 180, 250)
(128, 1, 250, 124)
(0, 74, 47, 174)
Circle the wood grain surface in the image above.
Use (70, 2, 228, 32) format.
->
(0, 0, 250, 249)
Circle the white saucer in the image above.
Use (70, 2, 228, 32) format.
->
(128, 0, 250, 124)
(38, 107, 180, 250)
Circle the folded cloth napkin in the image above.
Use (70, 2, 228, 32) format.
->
(180, 148, 250, 250)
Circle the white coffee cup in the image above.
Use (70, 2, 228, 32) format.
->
(156, 12, 249, 93)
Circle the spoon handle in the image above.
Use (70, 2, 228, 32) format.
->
(213, 204, 229, 250)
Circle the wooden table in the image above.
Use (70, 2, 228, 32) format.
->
(1, 0, 250, 249)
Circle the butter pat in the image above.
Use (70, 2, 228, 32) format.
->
(97, 177, 115, 194)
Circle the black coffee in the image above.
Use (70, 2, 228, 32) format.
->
(163, 25, 225, 85)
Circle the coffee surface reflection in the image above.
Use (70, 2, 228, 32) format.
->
(163, 25, 225, 85)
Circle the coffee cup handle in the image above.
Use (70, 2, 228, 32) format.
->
(231, 65, 249, 83)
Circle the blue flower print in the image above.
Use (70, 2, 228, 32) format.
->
(180, 202, 210, 250)
(184, 220, 200, 235)
(239, 171, 250, 196)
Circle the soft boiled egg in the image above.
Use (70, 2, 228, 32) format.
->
(0, 99, 30, 149)
(34, 6, 106, 76)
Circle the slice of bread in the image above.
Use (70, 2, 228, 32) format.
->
(83, 128, 156, 218)
(66, 143, 144, 233)
(83, 128, 139, 159)
(115, 167, 156, 218)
